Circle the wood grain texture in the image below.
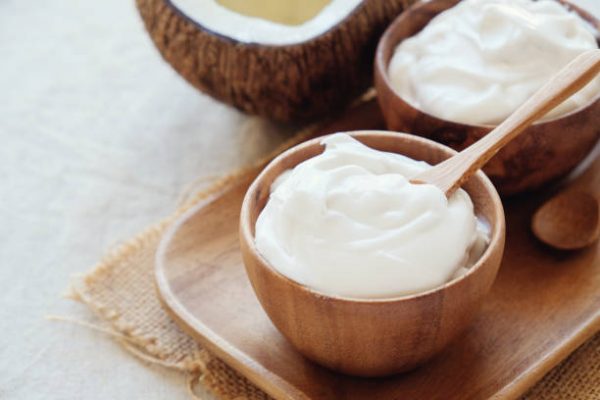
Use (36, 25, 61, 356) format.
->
(239, 131, 505, 377)
(374, 0, 600, 195)
(156, 101, 600, 399)
(413, 50, 600, 197)
(135, 0, 410, 122)
(532, 155, 600, 250)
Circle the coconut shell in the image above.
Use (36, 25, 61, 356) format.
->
(136, 0, 412, 122)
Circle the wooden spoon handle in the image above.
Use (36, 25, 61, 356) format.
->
(414, 49, 600, 196)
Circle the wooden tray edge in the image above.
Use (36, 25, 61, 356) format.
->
(155, 194, 310, 400)
(492, 313, 600, 400)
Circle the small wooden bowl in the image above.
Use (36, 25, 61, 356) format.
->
(240, 131, 506, 377)
(374, 0, 600, 195)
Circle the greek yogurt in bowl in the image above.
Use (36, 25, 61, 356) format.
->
(388, 0, 600, 125)
(255, 133, 489, 299)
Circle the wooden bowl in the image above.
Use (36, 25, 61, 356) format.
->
(374, 0, 600, 196)
(239, 130, 506, 377)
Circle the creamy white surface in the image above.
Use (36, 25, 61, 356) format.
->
(388, 0, 600, 125)
(170, 0, 362, 45)
(255, 134, 488, 299)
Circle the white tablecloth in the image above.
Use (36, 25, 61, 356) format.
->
(1, 0, 598, 398)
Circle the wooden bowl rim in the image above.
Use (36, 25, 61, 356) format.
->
(374, 0, 600, 130)
(162, 0, 368, 48)
(240, 130, 505, 304)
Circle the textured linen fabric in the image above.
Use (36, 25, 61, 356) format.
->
(0, 0, 598, 399)
(0, 0, 290, 399)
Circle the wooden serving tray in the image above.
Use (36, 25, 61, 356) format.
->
(156, 101, 600, 400)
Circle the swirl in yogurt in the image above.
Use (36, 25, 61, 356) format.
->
(388, 0, 600, 125)
(255, 133, 489, 299)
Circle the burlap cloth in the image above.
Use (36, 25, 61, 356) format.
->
(68, 125, 600, 399)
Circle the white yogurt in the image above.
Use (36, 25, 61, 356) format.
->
(255, 134, 489, 299)
(388, 0, 600, 125)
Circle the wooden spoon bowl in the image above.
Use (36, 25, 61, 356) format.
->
(240, 131, 505, 377)
(374, 0, 600, 195)
(532, 190, 600, 250)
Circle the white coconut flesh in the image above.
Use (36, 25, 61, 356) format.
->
(170, 0, 364, 45)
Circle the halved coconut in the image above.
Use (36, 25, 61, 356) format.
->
(136, 0, 411, 122)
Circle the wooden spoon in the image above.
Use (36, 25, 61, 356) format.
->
(412, 49, 600, 197)
(532, 155, 600, 250)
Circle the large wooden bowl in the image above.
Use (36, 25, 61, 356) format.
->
(240, 131, 505, 377)
(374, 0, 600, 195)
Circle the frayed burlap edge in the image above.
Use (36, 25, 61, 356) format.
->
(66, 122, 320, 400)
